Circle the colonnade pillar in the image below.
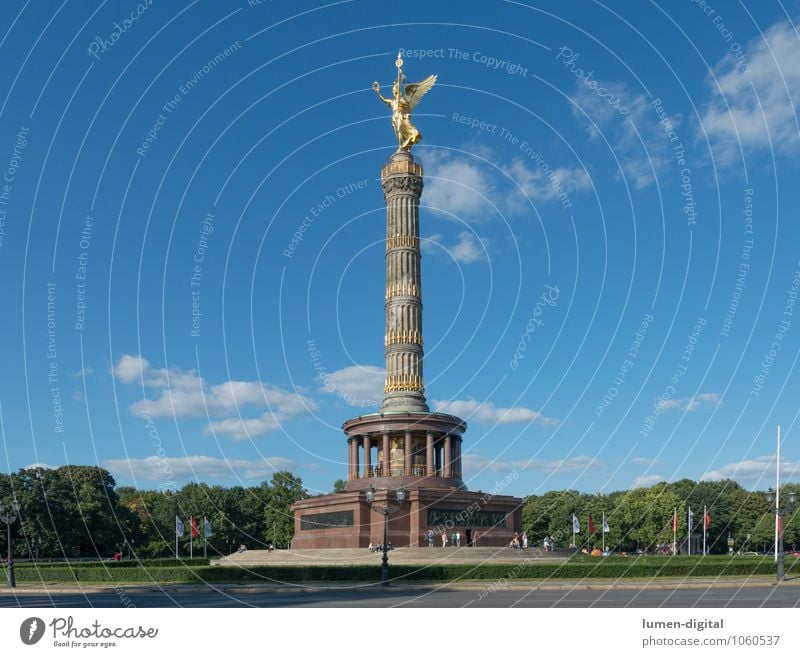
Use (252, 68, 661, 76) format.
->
(363, 435, 371, 478)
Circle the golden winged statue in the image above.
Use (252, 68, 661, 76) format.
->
(373, 53, 437, 151)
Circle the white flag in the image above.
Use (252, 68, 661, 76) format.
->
(176, 516, 185, 537)
(602, 517, 610, 533)
(204, 517, 213, 538)
(688, 507, 694, 533)
(572, 514, 580, 533)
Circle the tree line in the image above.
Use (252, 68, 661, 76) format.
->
(523, 478, 800, 553)
(0, 466, 797, 559)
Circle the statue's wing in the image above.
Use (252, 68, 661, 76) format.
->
(404, 74, 437, 111)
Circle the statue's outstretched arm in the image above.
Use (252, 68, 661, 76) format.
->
(372, 81, 392, 106)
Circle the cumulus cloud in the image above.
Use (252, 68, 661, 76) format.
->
(424, 231, 488, 264)
(633, 474, 667, 488)
(112, 354, 314, 438)
(699, 20, 800, 163)
(701, 455, 800, 483)
(570, 80, 674, 189)
(103, 454, 295, 482)
(656, 392, 721, 412)
(318, 364, 385, 407)
(421, 147, 592, 221)
(433, 398, 558, 426)
(505, 158, 592, 208)
(421, 150, 495, 219)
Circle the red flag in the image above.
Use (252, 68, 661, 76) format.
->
(191, 517, 199, 538)
(672, 509, 678, 532)
(588, 515, 595, 534)
(704, 509, 710, 530)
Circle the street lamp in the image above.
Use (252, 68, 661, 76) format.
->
(765, 488, 797, 582)
(365, 484, 406, 587)
(0, 499, 21, 588)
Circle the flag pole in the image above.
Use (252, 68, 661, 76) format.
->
(775, 425, 781, 562)
(602, 512, 605, 554)
(673, 508, 677, 556)
(175, 518, 179, 558)
(702, 504, 707, 556)
(688, 507, 691, 556)
(190, 517, 193, 560)
(204, 517, 208, 559)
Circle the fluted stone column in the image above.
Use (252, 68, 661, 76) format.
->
(444, 434, 452, 477)
(363, 435, 371, 478)
(426, 431, 434, 476)
(404, 430, 412, 475)
(382, 432, 390, 476)
(381, 152, 429, 412)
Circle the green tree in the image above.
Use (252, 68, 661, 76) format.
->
(612, 485, 683, 552)
(263, 472, 307, 549)
(332, 479, 347, 493)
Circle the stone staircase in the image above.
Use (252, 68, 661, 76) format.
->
(213, 546, 567, 567)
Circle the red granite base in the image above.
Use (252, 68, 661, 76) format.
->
(290, 488, 522, 549)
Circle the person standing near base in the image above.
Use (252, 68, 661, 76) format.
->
(442, 532, 448, 547)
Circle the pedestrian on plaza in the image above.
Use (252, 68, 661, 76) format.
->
(451, 532, 457, 547)
(522, 532, 528, 549)
(456, 531, 461, 547)
(442, 533, 448, 548)
(427, 530, 434, 548)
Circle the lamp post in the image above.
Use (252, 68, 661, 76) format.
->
(0, 499, 20, 588)
(365, 484, 406, 587)
(765, 488, 797, 582)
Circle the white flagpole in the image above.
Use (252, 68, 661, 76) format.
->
(702, 504, 707, 556)
(602, 512, 605, 554)
(688, 507, 692, 556)
(673, 508, 677, 556)
(775, 425, 781, 562)
(175, 519, 178, 558)
(190, 518, 193, 560)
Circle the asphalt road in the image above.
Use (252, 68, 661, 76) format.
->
(1, 586, 799, 608)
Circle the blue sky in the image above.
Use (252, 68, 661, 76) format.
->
(1, 0, 800, 497)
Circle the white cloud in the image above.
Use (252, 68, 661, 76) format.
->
(421, 150, 495, 219)
(700, 20, 800, 162)
(433, 398, 558, 426)
(319, 365, 385, 407)
(72, 367, 94, 378)
(113, 354, 315, 438)
(113, 354, 151, 384)
(633, 474, 667, 488)
(103, 454, 295, 482)
(570, 80, 672, 189)
(206, 414, 283, 440)
(424, 231, 488, 264)
(656, 392, 721, 412)
(421, 147, 592, 220)
(505, 158, 592, 207)
(701, 455, 800, 483)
